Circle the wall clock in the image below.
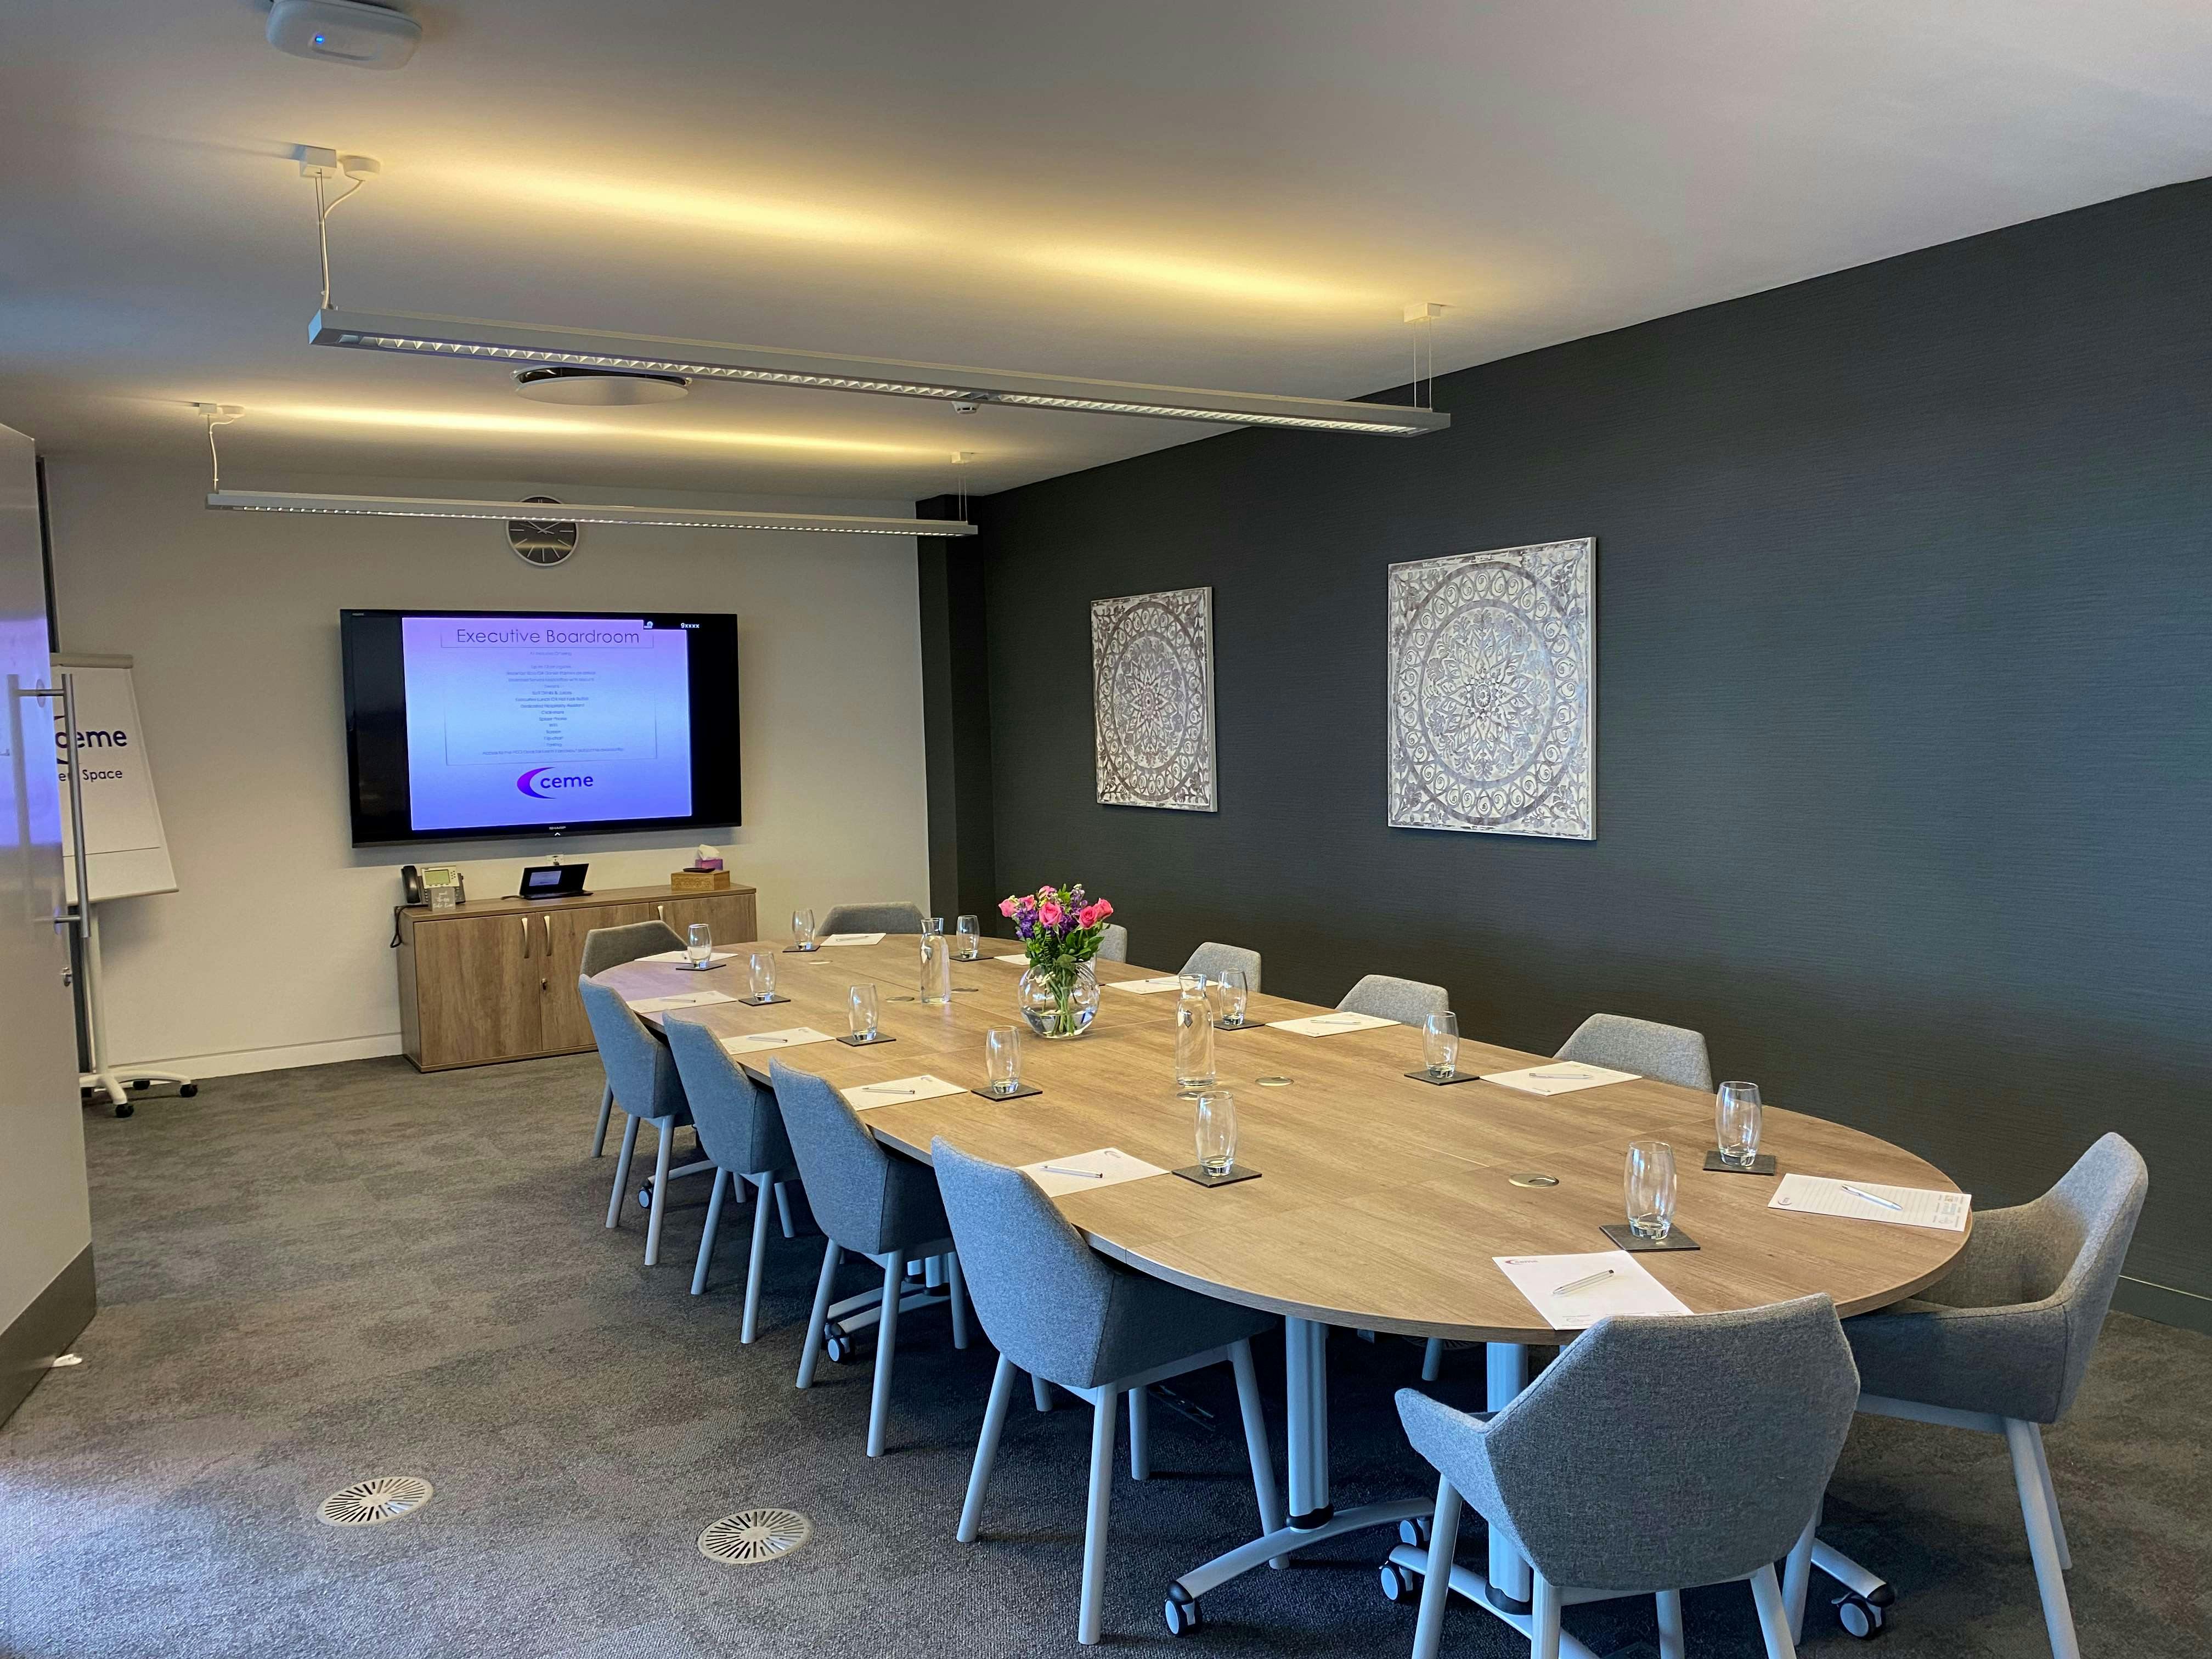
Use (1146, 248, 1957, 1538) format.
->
(507, 498, 579, 567)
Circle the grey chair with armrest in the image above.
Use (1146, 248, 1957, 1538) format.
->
(1339, 974, 1449, 1024)
(932, 1138, 1283, 1646)
(577, 976, 698, 1268)
(819, 902, 928, 935)
(1096, 923, 1129, 963)
(1554, 1013, 1712, 1092)
(1396, 1295, 1858, 1659)
(769, 1060, 969, 1457)
(1181, 941, 1261, 992)
(661, 1014, 803, 1338)
(1793, 1132, 2147, 1655)
(581, 919, 685, 1157)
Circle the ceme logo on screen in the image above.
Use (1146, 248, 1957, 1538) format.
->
(517, 768, 595, 799)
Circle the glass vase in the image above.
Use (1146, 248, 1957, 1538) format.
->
(1018, 961, 1100, 1040)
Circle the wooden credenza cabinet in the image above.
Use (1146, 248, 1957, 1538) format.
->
(396, 882, 759, 1070)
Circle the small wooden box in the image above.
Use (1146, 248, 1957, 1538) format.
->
(670, 868, 732, 893)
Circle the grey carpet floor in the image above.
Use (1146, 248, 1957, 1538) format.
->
(1, 1054, 2205, 1658)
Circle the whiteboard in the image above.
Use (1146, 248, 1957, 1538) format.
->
(53, 654, 176, 902)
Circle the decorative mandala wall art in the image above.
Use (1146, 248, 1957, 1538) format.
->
(1386, 538, 1595, 839)
(1092, 586, 1218, 812)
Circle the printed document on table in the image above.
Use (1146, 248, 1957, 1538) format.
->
(994, 953, 1030, 964)
(1269, 1011, 1398, 1036)
(1105, 975, 1183, 994)
(625, 989, 739, 1014)
(1021, 1147, 1167, 1198)
(639, 949, 738, 964)
(1481, 1062, 1640, 1096)
(821, 932, 887, 947)
(1495, 1250, 1692, 1331)
(719, 1026, 836, 1058)
(840, 1074, 968, 1110)
(1769, 1173, 1971, 1232)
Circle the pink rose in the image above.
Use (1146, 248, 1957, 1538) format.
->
(998, 897, 1018, 917)
(1091, 899, 1113, 921)
(1039, 900, 1064, 928)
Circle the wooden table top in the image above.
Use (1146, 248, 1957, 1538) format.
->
(597, 939, 1968, 1344)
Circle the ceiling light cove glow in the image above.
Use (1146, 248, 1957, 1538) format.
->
(465, 168, 922, 248)
(251, 404, 931, 458)
(1019, 247, 1378, 307)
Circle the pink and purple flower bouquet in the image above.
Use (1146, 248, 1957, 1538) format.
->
(999, 884, 1114, 979)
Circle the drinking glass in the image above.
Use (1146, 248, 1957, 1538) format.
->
(984, 1026, 1022, 1096)
(918, 931, 952, 1007)
(791, 909, 817, 951)
(956, 914, 981, 960)
(921, 916, 946, 936)
(1422, 1011, 1461, 1079)
(686, 922, 713, 967)
(748, 952, 777, 1001)
(1214, 967, 1250, 1028)
(1194, 1090, 1238, 1176)
(1625, 1140, 1678, 1240)
(848, 983, 880, 1040)
(1716, 1081, 1764, 1167)
(1175, 974, 1216, 1094)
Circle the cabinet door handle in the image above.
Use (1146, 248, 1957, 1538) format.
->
(541, 915, 552, 974)
(656, 903, 665, 921)
(521, 916, 532, 959)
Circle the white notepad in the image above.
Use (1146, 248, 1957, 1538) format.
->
(1021, 1147, 1167, 1197)
(1494, 1250, 1692, 1330)
(626, 990, 740, 1014)
(638, 949, 738, 964)
(995, 953, 1030, 964)
(1105, 975, 1184, 994)
(1481, 1062, 1640, 1096)
(1269, 1011, 1398, 1036)
(821, 932, 887, 947)
(841, 1074, 968, 1110)
(1769, 1173, 1972, 1232)
(719, 1026, 836, 1058)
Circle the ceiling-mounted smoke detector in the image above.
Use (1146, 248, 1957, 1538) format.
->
(267, 0, 421, 70)
(514, 366, 691, 407)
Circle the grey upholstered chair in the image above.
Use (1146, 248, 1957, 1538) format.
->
(577, 976, 698, 1267)
(580, 920, 685, 1157)
(820, 902, 928, 935)
(1398, 1296, 1858, 1659)
(1096, 923, 1129, 963)
(1181, 941, 1261, 993)
(932, 1139, 1282, 1645)
(1794, 1133, 2147, 1655)
(1555, 1013, 1713, 1091)
(1338, 974, 1449, 1024)
(769, 1060, 968, 1457)
(661, 1015, 803, 1336)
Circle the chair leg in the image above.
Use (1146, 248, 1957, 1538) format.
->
(2024, 1420, 2072, 1571)
(1034, 1372, 1055, 1412)
(867, 1250, 905, 1457)
(774, 1180, 798, 1238)
(1410, 1475, 1462, 1659)
(1128, 1385, 1150, 1480)
(590, 1081, 613, 1158)
(691, 1167, 731, 1296)
(1228, 1339, 1284, 1538)
(1782, 1508, 1817, 1643)
(1421, 1336, 1445, 1383)
(740, 1173, 775, 1343)
(1748, 1562, 1797, 1658)
(1656, 1588, 1685, 1659)
(947, 1252, 971, 1350)
(605, 1113, 640, 1228)
(2007, 1417, 2082, 1659)
(1533, 1571, 1564, 1659)
(797, 1238, 840, 1389)
(958, 1353, 1017, 1543)
(642, 1117, 675, 1266)
(1078, 1387, 1118, 1645)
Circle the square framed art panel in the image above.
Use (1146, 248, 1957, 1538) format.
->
(1092, 586, 1218, 812)
(1386, 537, 1595, 839)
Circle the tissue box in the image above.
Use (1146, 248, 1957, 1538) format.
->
(670, 868, 732, 893)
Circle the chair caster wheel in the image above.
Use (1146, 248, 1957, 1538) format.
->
(129, 1079, 150, 1090)
(1379, 1562, 1417, 1602)
(114, 1102, 134, 1119)
(823, 1331, 852, 1364)
(180, 1083, 198, 1098)
(1163, 1595, 1203, 1635)
(636, 1185, 654, 1211)
(1398, 1516, 1431, 1549)
(1836, 1592, 1887, 1639)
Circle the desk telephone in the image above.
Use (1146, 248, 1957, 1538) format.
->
(391, 866, 465, 947)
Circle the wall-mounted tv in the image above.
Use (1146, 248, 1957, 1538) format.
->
(340, 608, 741, 846)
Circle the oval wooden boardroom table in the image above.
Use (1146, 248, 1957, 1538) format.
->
(600, 938, 1967, 1650)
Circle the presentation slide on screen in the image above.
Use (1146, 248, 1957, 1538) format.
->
(400, 616, 694, 830)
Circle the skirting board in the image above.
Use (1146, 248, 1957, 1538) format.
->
(112, 1032, 403, 1081)
(2113, 1274, 2212, 1338)
(0, 1245, 95, 1430)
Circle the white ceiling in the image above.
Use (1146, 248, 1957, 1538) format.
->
(2, 0, 2208, 503)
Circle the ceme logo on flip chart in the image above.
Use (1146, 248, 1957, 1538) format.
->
(517, 767, 594, 799)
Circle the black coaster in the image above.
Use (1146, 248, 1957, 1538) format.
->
(782, 944, 823, 955)
(672, 960, 727, 973)
(971, 1082, 1043, 1101)
(1600, 1222, 1701, 1252)
(955, 951, 984, 962)
(1214, 1018, 1261, 1032)
(1172, 1164, 1262, 1188)
(1403, 1069, 1486, 1086)
(1703, 1150, 1778, 1176)
(738, 994, 790, 1007)
(836, 1032, 896, 1047)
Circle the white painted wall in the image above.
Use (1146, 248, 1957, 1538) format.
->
(43, 459, 932, 1076)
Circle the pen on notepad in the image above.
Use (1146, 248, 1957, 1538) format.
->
(1552, 1268, 1617, 1297)
(1042, 1166, 1104, 1180)
(1531, 1066, 1594, 1079)
(863, 1086, 916, 1097)
(1841, 1184, 1902, 1210)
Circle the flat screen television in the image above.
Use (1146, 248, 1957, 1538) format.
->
(340, 608, 741, 845)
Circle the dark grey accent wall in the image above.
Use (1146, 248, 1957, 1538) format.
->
(958, 179, 2212, 1322)
(915, 495, 998, 925)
